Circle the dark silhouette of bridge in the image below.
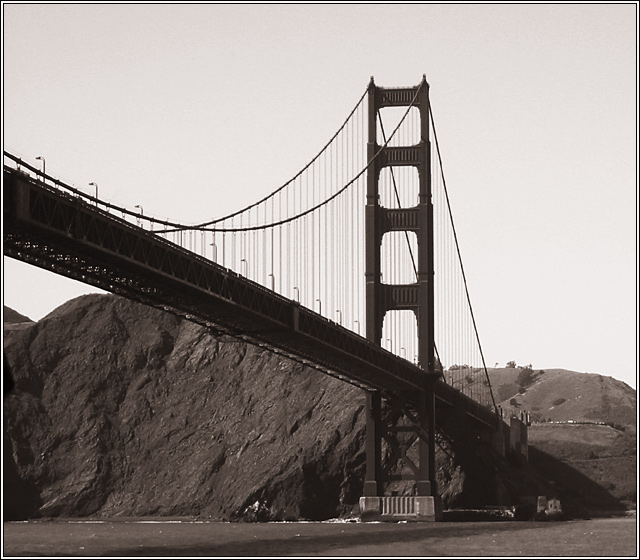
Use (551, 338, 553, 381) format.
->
(3, 77, 526, 521)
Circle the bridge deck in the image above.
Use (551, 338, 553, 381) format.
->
(3, 166, 498, 430)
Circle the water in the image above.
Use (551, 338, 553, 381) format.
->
(3, 516, 637, 557)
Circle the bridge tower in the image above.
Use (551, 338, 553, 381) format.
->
(360, 76, 439, 521)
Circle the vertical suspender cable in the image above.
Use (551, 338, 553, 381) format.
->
(429, 105, 497, 411)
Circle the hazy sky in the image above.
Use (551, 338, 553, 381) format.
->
(3, 3, 637, 388)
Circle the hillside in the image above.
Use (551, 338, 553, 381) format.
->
(3, 306, 33, 325)
(486, 367, 636, 428)
(3, 295, 368, 520)
(485, 366, 636, 512)
(3, 295, 636, 520)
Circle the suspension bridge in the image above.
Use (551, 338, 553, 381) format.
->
(3, 76, 525, 521)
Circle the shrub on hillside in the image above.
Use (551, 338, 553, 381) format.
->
(517, 367, 536, 388)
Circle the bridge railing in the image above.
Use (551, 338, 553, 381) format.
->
(4, 147, 499, 421)
(3, 163, 430, 395)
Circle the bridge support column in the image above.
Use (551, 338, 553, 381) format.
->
(509, 414, 529, 461)
(363, 391, 382, 497)
(416, 386, 436, 497)
(359, 75, 439, 522)
(359, 387, 440, 522)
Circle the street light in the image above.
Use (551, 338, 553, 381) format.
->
(134, 205, 143, 227)
(89, 182, 98, 205)
(335, 310, 342, 325)
(316, 299, 322, 316)
(35, 156, 45, 181)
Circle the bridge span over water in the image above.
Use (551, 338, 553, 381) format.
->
(4, 77, 526, 521)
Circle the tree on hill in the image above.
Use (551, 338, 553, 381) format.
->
(517, 366, 536, 393)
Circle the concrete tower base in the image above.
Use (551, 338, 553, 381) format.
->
(359, 496, 440, 522)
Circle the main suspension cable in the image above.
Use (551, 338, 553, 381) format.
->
(166, 85, 421, 234)
(3, 84, 369, 232)
(429, 104, 497, 411)
(188, 84, 370, 229)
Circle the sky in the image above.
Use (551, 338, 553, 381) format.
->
(2, 3, 638, 389)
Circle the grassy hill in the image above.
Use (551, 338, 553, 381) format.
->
(486, 367, 636, 428)
(483, 366, 636, 512)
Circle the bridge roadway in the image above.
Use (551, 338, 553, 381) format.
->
(3, 164, 498, 431)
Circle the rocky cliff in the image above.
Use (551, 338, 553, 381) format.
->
(3, 295, 634, 520)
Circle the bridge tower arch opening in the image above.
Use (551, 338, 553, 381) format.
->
(361, 75, 439, 521)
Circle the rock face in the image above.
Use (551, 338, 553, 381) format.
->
(4, 295, 369, 521)
(3, 307, 33, 325)
(3, 295, 635, 521)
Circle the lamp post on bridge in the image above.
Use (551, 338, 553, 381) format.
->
(134, 205, 143, 227)
(35, 156, 45, 182)
(89, 182, 98, 205)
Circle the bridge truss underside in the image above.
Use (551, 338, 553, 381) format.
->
(3, 168, 498, 429)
